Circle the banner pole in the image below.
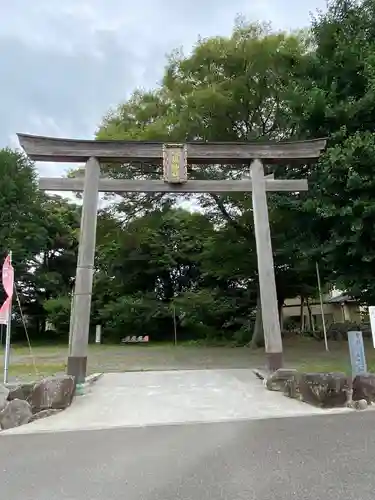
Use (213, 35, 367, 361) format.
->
(3, 251, 13, 384)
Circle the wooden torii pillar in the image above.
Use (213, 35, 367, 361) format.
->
(18, 134, 326, 382)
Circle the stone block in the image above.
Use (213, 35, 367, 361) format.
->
(29, 375, 75, 413)
(265, 368, 298, 392)
(352, 373, 375, 403)
(284, 372, 351, 408)
(0, 399, 32, 430)
(7, 382, 35, 402)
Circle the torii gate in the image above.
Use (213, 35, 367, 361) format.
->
(18, 134, 326, 383)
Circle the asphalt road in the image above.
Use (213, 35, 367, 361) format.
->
(1, 412, 374, 500)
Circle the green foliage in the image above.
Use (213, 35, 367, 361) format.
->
(95, 20, 327, 310)
(0, 149, 41, 270)
(43, 296, 71, 337)
(172, 289, 231, 340)
(98, 293, 170, 341)
(299, 0, 375, 302)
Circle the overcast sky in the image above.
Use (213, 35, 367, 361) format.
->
(0, 0, 327, 176)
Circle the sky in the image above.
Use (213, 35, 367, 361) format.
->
(0, 0, 328, 177)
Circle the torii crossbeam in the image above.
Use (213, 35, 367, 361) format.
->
(18, 134, 326, 382)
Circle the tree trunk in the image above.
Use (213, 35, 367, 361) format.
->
(250, 292, 264, 348)
(300, 295, 305, 333)
(278, 297, 284, 331)
(306, 297, 314, 331)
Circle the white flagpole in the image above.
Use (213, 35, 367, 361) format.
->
(316, 261, 329, 352)
(3, 251, 12, 384)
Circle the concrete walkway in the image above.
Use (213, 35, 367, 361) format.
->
(3, 369, 350, 434)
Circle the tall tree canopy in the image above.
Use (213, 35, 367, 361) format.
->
(96, 20, 329, 321)
(299, 0, 375, 302)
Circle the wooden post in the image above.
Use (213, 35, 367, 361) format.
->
(67, 157, 101, 384)
(251, 159, 283, 371)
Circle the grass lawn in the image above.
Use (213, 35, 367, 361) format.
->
(0, 337, 373, 381)
(283, 337, 375, 373)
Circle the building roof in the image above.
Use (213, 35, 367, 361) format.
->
(327, 293, 356, 304)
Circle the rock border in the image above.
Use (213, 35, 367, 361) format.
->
(254, 368, 372, 411)
(0, 372, 104, 431)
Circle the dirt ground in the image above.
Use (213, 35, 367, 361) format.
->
(1, 337, 373, 382)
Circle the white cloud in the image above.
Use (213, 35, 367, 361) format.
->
(0, 0, 327, 180)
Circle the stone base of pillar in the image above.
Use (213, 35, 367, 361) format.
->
(266, 352, 283, 372)
(67, 356, 87, 385)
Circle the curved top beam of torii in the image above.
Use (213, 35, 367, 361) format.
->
(17, 133, 327, 164)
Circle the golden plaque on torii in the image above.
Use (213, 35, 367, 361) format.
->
(162, 143, 188, 184)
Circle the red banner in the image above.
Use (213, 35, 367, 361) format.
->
(0, 255, 14, 325)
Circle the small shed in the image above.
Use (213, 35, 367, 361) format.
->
(282, 293, 361, 329)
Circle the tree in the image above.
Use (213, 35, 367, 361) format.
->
(297, 0, 375, 303)
(29, 195, 80, 337)
(0, 151, 80, 340)
(0, 149, 42, 270)
(92, 208, 218, 341)
(95, 21, 327, 343)
(0, 149, 45, 339)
